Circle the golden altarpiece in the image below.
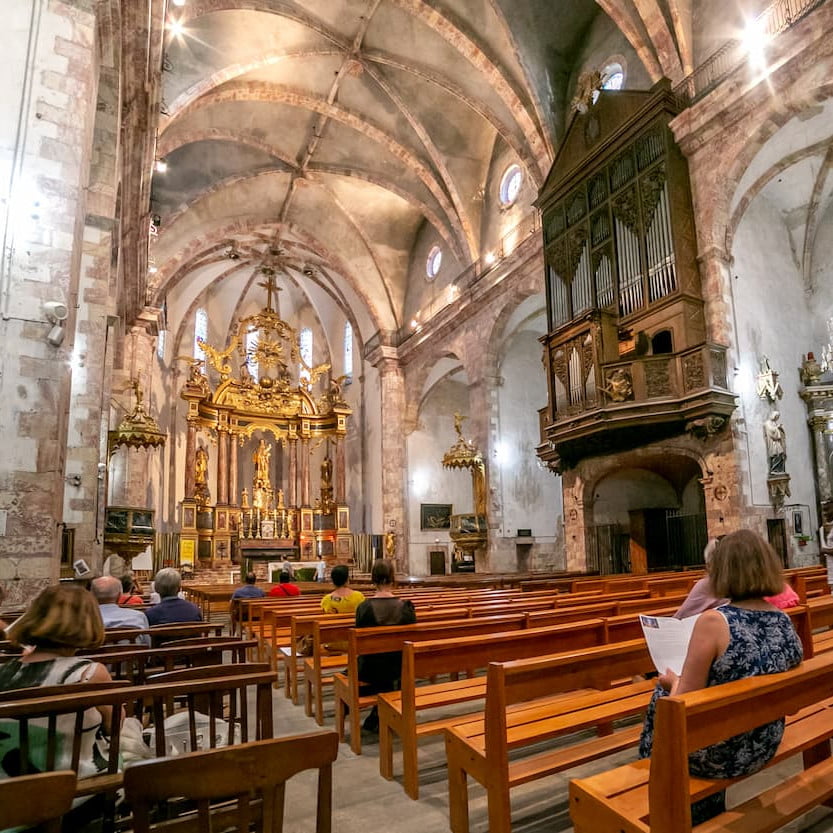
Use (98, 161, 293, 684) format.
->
(179, 273, 351, 570)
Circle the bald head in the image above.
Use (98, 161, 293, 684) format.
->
(91, 575, 122, 604)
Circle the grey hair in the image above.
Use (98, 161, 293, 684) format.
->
(154, 567, 182, 598)
(91, 575, 121, 604)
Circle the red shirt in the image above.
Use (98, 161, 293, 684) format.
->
(268, 582, 301, 597)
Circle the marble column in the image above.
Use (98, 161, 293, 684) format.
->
(811, 415, 832, 504)
(288, 439, 298, 507)
(301, 438, 310, 506)
(229, 434, 239, 505)
(217, 430, 229, 504)
(185, 421, 197, 499)
(335, 437, 346, 505)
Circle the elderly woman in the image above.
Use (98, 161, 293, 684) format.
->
(0, 584, 118, 789)
(640, 530, 803, 823)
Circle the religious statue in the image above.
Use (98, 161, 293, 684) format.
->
(195, 446, 208, 485)
(286, 510, 295, 539)
(764, 410, 786, 474)
(385, 531, 396, 559)
(241, 487, 250, 509)
(453, 411, 465, 437)
(253, 439, 272, 491)
(276, 488, 285, 509)
(321, 455, 333, 488)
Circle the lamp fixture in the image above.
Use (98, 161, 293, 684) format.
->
(154, 159, 168, 173)
(44, 300, 68, 348)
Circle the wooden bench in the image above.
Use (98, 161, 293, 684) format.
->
(445, 639, 656, 833)
(124, 732, 339, 833)
(796, 571, 830, 603)
(330, 613, 530, 749)
(569, 651, 833, 833)
(377, 619, 608, 799)
(0, 667, 277, 829)
(102, 622, 223, 647)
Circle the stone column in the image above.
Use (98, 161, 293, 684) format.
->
(376, 354, 407, 569)
(335, 437, 346, 505)
(810, 415, 832, 504)
(288, 439, 298, 507)
(217, 430, 229, 505)
(301, 438, 310, 506)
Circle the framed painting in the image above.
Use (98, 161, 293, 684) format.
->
(420, 503, 452, 531)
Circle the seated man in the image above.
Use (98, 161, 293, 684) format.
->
(91, 575, 150, 646)
(146, 568, 202, 625)
(231, 572, 266, 600)
(268, 571, 301, 597)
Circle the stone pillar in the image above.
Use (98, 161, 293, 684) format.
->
(288, 439, 298, 507)
(217, 430, 229, 505)
(376, 354, 407, 569)
(335, 437, 346, 505)
(301, 438, 310, 506)
(229, 433, 239, 506)
(185, 422, 197, 499)
(0, 1, 100, 601)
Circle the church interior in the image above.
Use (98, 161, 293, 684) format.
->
(3, 0, 833, 829)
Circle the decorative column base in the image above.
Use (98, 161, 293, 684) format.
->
(767, 474, 791, 511)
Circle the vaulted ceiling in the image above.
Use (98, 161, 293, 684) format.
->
(145, 0, 694, 339)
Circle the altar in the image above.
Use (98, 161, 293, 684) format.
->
(177, 267, 353, 570)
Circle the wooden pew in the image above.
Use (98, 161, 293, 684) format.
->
(124, 732, 339, 833)
(0, 771, 77, 833)
(377, 619, 608, 799)
(102, 622, 223, 647)
(0, 667, 277, 827)
(328, 613, 528, 747)
(569, 651, 833, 833)
(796, 571, 830, 603)
(445, 639, 656, 833)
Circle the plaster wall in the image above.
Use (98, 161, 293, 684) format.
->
(593, 470, 679, 527)
(810, 200, 833, 332)
(731, 195, 818, 529)
(406, 377, 474, 574)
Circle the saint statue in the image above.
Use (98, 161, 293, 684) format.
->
(764, 411, 786, 474)
(253, 439, 272, 491)
(321, 455, 333, 488)
(241, 488, 250, 509)
(276, 488, 285, 509)
(385, 531, 396, 559)
(195, 446, 208, 486)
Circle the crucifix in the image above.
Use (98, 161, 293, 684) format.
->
(258, 270, 283, 312)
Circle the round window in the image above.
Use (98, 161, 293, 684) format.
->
(426, 246, 442, 280)
(499, 164, 523, 207)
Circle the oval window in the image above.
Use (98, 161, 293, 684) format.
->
(499, 164, 523, 207)
(426, 246, 442, 280)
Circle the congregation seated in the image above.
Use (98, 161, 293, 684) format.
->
(146, 568, 202, 625)
(231, 571, 266, 601)
(118, 572, 144, 606)
(355, 559, 416, 732)
(91, 575, 150, 646)
(268, 570, 301, 598)
(640, 529, 802, 824)
(0, 584, 119, 818)
(320, 565, 365, 614)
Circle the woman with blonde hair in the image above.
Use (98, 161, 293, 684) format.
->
(0, 584, 117, 783)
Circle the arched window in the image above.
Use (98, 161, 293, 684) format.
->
(299, 327, 312, 387)
(499, 164, 523, 207)
(426, 246, 442, 280)
(245, 328, 259, 382)
(343, 321, 353, 379)
(193, 307, 207, 361)
(156, 329, 166, 361)
(601, 62, 625, 90)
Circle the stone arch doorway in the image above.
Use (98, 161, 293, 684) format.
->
(586, 454, 707, 574)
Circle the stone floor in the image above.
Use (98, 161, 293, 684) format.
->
(273, 682, 833, 833)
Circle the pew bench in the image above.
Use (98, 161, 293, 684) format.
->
(377, 619, 609, 799)
(569, 651, 833, 833)
(444, 639, 656, 833)
(332, 613, 529, 754)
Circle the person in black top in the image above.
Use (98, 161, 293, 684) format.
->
(355, 559, 415, 732)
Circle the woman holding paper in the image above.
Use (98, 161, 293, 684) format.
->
(638, 530, 802, 823)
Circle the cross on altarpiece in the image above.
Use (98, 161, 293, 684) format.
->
(258, 271, 283, 312)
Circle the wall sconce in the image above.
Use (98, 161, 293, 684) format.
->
(44, 300, 68, 347)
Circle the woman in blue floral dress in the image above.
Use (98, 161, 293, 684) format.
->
(638, 530, 803, 823)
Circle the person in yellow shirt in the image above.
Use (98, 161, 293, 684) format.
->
(320, 565, 365, 614)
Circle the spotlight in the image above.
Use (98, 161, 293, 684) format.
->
(155, 159, 168, 173)
(47, 323, 66, 347)
(148, 263, 158, 275)
(484, 252, 496, 265)
(742, 17, 769, 70)
(168, 18, 185, 37)
(172, 0, 186, 5)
